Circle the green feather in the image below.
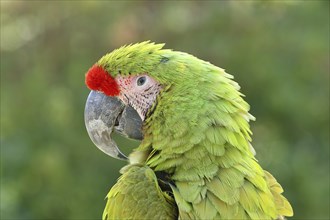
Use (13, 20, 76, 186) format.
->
(192, 196, 218, 219)
(207, 176, 240, 205)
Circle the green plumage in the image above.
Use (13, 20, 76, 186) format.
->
(98, 42, 293, 219)
(103, 164, 176, 219)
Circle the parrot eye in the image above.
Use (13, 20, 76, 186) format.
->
(137, 76, 147, 86)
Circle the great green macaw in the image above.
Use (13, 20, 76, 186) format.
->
(84, 42, 293, 219)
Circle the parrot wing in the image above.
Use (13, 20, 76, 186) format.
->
(169, 151, 293, 220)
(103, 164, 177, 220)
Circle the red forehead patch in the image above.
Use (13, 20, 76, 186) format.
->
(85, 65, 120, 96)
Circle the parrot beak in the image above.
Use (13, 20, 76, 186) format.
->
(84, 91, 143, 160)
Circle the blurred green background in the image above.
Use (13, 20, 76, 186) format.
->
(1, 1, 329, 219)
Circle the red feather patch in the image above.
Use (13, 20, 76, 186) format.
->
(85, 65, 120, 96)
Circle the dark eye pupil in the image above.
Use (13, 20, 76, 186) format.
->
(137, 76, 146, 86)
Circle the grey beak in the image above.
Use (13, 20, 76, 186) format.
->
(84, 91, 143, 160)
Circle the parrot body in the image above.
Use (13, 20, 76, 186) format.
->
(85, 42, 293, 219)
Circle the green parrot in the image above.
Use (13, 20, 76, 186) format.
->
(84, 41, 293, 219)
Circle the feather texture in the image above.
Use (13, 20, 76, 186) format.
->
(103, 164, 177, 220)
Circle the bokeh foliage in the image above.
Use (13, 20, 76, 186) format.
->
(1, 1, 329, 219)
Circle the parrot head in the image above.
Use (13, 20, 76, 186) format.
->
(84, 42, 174, 159)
